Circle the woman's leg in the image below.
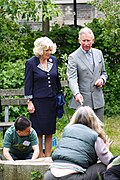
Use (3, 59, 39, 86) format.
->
(45, 135, 52, 157)
(38, 135, 44, 157)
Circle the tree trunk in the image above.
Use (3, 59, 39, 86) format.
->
(42, 18, 49, 36)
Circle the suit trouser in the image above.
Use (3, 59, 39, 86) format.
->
(44, 162, 106, 180)
(94, 107, 104, 122)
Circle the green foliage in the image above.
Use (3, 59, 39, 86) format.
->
(58, 54, 68, 81)
(0, 17, 28, 65)
(48, 24, 81, 56)
(103, 64, 120, 115)
(31, 171, 42, 180)
(1, 60, 25, 88)
(0, 0, 41, 21)
(0, 0, 61, 23)
(90, 0, 120, 67)
(42, 0, 62, 21)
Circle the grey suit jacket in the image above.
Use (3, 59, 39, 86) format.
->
(67, 47, 108, 109)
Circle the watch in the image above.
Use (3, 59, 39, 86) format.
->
(27, 99, 31, 103)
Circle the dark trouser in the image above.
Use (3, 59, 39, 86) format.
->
(44, 163, 106, 180)
(10, 151, 33, 160)
(2, 151, 33, 160)
(94, 107, 104, 122)
(104, 166, 120, 180)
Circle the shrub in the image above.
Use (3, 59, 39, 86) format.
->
(0, 21, 119, 118)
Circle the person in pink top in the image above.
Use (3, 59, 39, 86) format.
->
(44, 106, 113, 180)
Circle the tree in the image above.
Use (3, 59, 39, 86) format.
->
(42, 0, 61, 35)
(90, 0, 120, 67)
(0, 0, 61, 34)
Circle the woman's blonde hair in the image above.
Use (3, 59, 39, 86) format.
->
(33, 37, 57, 57)
(68, 106, 106, 142)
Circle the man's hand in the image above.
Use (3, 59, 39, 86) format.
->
(95, 78, 104, 88)
(75, 93, 84, 106)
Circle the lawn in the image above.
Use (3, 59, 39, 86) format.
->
(104, 116, 120, 155)
(0, 111, 119, 156)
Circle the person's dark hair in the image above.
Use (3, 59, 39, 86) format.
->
(15, 116, 31, 131)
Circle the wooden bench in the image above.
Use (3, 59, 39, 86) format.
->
(0, 122, 14, 137)
(0, 89, 27, 136)
(0, 80, 68, 136)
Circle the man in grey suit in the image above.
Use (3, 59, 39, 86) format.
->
(67, 27, 108, 122)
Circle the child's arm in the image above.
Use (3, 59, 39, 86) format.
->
(3, 147, 14, 161)
(31, 144, 39, 160)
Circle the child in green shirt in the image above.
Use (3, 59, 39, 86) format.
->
(3, 116, 39, 160)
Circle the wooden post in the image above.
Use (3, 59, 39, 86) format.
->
(42, 0, 49, 35)
(4, 96, 9, 122)
(73, 0, 77, 27)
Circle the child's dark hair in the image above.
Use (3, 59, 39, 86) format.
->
(15, 116, 31, 131)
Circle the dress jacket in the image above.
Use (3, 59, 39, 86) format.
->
(67, 47, 108, 109)
(24, 55, 61, 99)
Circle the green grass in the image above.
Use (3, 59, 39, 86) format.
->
(104, 115, 120, 155)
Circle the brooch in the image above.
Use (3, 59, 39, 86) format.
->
(49, 58, 53, 62)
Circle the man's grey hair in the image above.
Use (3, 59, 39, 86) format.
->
(78, 27, 94, 40)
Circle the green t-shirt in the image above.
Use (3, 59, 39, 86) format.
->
(3, 126, 38, 156)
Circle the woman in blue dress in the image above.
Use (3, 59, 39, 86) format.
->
(24, 37, 61, 157)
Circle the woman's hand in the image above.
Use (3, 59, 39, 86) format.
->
(105, 135, 113, 149)
(28, 101, 35, 114)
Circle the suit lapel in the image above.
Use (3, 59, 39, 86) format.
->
(92, 49, 99, 76)
(77, 48, 93, 73)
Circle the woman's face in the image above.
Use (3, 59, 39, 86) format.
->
(42, 47, 52, 60)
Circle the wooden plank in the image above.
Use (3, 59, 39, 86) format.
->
(0, 89, 24, 96)
(61, 80, 68, 87)
(1, 98, 27, 106)
(0, 122, 14, 127)
(0, 122, 14, 137)
(0, 81, 68, 96)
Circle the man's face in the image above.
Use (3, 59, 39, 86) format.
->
(17, 126, 31, 137)
(79, 33, 94, 51)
